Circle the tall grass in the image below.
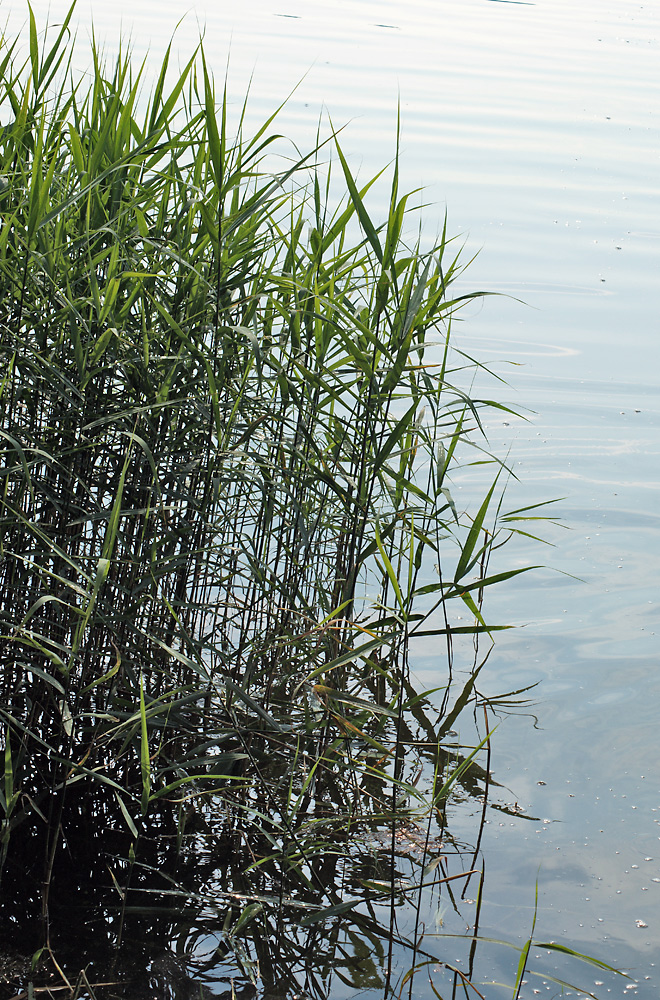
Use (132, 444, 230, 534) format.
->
(0, 7, 611, 998)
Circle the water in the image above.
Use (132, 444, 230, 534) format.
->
(4, 0, 659, 995)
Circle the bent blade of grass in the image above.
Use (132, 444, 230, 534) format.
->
(532, 942, 629, 977)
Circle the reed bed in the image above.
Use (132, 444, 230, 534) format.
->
(0, 9, 616, 999)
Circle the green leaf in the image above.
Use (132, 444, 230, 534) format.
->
(28, 3, 38, 92)
(139, 675, 151, 817)
(335, 137, 383, 263)
(115, 793, 139, 839)
(454, 476, 499, 583)
(230, 903, 263, 937)
(374, 521, 405, 613)
(533, 942, 628, 975)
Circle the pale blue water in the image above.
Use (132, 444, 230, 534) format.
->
(4, 0, 659, 995)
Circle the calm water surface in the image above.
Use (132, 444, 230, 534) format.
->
(5, 0, 659, 995)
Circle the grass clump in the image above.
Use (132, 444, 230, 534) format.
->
(0, 6, 579, 997)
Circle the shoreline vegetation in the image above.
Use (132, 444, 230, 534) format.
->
(0, 6, 620, 998)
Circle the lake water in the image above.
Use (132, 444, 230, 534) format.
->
(5, 0, 659, 995)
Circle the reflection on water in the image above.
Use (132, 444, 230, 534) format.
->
(0, 682, 513, 999)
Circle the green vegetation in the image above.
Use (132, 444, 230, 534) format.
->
(0, 7, 620, 999)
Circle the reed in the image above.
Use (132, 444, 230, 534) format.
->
(0, 8, 617, 998)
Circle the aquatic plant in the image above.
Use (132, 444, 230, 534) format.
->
(0, 7, 620, 999)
